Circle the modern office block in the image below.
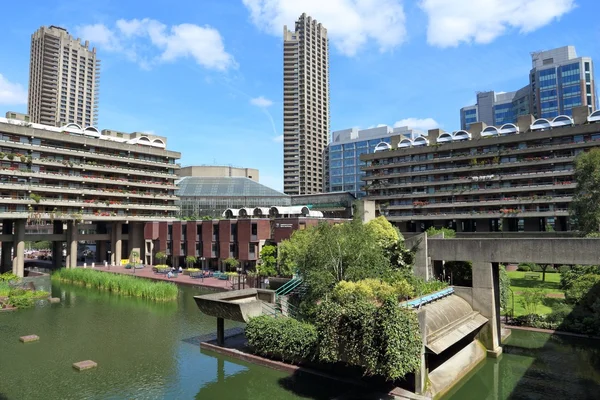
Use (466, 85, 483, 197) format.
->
(328, 125, 425, 197)
(28, 26, 100, 127)
(460, 46, 595, 129)
(362, 106, 600, 233)
(283, 14, 330, 195)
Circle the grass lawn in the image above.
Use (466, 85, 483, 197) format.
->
(506, 271, 564, 317)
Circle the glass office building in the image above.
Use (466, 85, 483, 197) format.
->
(460, 46, 596, 129)
(328, 125, 424, 197)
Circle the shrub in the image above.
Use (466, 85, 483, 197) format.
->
(560, 265, 600, 291)
(519, 289, 545, 315)
(558, 265, 571, 274)
(564, 274, 600, 309)
(155, 251, 167, 264)
(410, 276, 448, 297)
(0, 282, 10, 297)
(0, 272, 19, 283)
(186, 268, 201, 272)
(499, 264, 511, 311)
(425, 227, 456, 238)
(517, 263, 533, 272)
(7, 289, 49, 309)
(52, 268, 178, 301)
(332, 278, 414, 304)
(315, 298, 422, 381)
(245, 315, 317, 362)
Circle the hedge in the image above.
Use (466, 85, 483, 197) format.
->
(245, 315, 317, 362)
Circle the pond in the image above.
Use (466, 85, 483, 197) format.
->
(443, 329, 600, 400)
(0, 282, 360, 400)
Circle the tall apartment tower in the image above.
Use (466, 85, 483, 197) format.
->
(28, 26, 100, 127)
(283, 14, 329, 195)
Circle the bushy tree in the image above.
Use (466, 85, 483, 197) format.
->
(258, 245, 277, 277)
(571, 149, 600, 234)
(278, 229, 312, 277)
(366, 216, 401, 248)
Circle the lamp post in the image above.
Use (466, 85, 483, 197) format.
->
(107, 251, 111, 270)
(200, 256, 206, 271)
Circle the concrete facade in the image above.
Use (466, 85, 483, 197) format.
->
(362, 106, 600, 233)
(283, 14, 329, 195)
(177, 166, 259, 182)
(28, 26, 100, 127)
(0, 118, 180, 276)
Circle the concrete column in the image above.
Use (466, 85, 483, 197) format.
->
(217, 317, 225, 346)
(1, 220, 13, 273)
(471, 261, 502, 357)
(97, 240, 107, 263)
(114, 222, 122, 265)
(128, 222, 143, 263)
(414, 310, 428, 395)
(12, 220, 25, 277)
(66, 221, 78, 268)
(52, 221, 64, 270)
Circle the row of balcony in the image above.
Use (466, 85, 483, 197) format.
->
(1, 197, 178, 211)
(30, 157, 174, 178)
(383, 209, 570, 221)
(383, 195, 573, 210)
(367, 182, 577, 200)
(0, 211, 177, 222)
(0, 137, 177, 169)
(0, 182, 176, 200)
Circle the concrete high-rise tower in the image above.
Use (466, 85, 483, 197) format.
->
(28, 25, 100, 127)
(283, 14, 329, 195)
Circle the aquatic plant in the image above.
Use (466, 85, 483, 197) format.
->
(51, 269, 178, 302)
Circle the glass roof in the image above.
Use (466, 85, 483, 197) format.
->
(176, 177, 288, 198)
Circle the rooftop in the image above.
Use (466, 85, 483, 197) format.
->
(176, 177, 288, 198)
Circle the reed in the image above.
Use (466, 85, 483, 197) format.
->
(51, 268, 178, 301)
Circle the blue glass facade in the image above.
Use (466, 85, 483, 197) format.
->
(329, 137, 391, 197)
(493, 103, 514, 125)
(538, 62, 583, 119)
(462, 108, 477, 129)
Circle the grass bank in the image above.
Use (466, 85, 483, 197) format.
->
(507, 271, 564, 317)
(52, 268, 178, 302)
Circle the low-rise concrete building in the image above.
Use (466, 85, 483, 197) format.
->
(177, 165, 259, 182)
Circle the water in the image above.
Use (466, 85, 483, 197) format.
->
(0, 282, 355, 400)
(443, 329, 600, 400)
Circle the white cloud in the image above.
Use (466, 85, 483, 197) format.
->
(250, 96, 274, 107)
(242, 0, 406, 56)
(272, 134, 284, 142)
(0, 74, 27, 105)
(420, 0, 575, 47)
(393, 117, 439, 131)
(75, 18, 236, 71)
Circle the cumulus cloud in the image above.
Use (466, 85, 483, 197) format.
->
(420, 0, 575, 47)
(75, 18, 236, 70)
(242, 0, 406, 56)
(250, 96, 274, 107)
(393, 117, 439, 131)
(272, 134, 284, 142)
(0, 74, 27, 105)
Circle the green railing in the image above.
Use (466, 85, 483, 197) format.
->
(275, 277, 303, 297)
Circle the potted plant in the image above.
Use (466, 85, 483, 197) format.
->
(155, 251, 167, 265)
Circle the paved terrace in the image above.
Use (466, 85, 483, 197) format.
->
(73, 264, 233, 291)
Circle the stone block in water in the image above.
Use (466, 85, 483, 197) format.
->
(73, 360, 97, 371)
(19, 335, 39, 343)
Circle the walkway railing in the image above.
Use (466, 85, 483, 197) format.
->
(399, 287, 455, 309)
(275, 277, 303, 297)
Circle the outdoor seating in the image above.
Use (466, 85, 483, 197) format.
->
(524, 272, 540, 280)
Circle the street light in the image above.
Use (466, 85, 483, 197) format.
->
(107, 251, 111, 270)
(200, 256, 206, 271)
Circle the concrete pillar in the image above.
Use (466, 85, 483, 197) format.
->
(66, 221, 78, 268)
(217, 317, 225, 346)
(52, 221, 64, 270)
(128, 222, 144, 263)
(113, 222, 122, 265)
(12, 220, 25, 277)
(1, 220, 13, 273)
(471, 261, 502, 357)
(97, 240, 107, 263)
(406, 233, 430, 280)
(414, 310, 428, 395)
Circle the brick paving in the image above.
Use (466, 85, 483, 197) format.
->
(74, 264, 233, 291)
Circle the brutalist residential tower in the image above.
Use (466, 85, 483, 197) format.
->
(282, 14, 330, 195)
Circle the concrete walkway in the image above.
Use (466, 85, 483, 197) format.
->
(74, 264, 233, 291)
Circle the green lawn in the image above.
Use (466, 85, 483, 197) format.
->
(506, 271, 564, 317)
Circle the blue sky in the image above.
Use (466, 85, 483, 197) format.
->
(0, 0, 598, 191)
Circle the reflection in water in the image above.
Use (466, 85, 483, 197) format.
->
(0, 283, 308, 400)
(443, 330, 600, 400)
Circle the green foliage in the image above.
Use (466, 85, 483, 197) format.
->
(517, 263, 533, 272)
(6, 288, 49, 308)
(0, 272, 19, 283)
(499, 264, 511, 311)
(258, 245, 278, 277)
(0, 282, 11, 297)
(185, 268, 201, 272)
(564, 274, 600, 309)
(185, 256, 197, 268)
(571, 148, 600, 234)
(425, 227, 456, 238)
(315, 298, 422, 381)
(29, 193, 42, 203)
(366, 216, 400, 249)
(155, 251, 167, 264)
(52, 268, 178, 301)
(409, 276, 448, 297)
(291, 219, 392, 309)
(245, 315, 317, 362)
(223, 257, 239, 271)
(519, 288, 546, 315)
(332, 278, 413, 304)
(278, 229, 312, 277)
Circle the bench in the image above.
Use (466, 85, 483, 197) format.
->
(524, 272, 540, 280)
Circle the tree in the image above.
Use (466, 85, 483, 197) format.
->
(571, 148, 600, 234)
(223, 257, 239, 272)
(258, 245, 278, 277)
(425, 226, 456, 238)
(499, 264, 511, 311)
(155, 251, 167, 265)
(185, 256, 197, 269)
(366, 216, 401, 249)
(278, 229, 312, 277)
